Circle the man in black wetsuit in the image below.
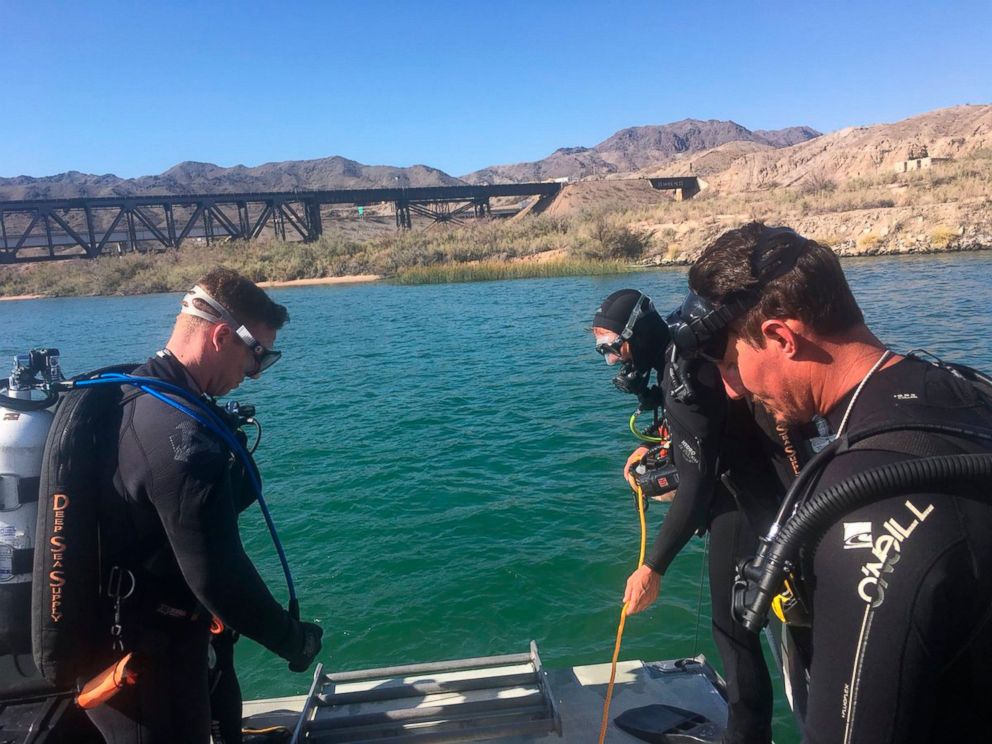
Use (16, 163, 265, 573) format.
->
(592, 290, 785, 744)
(87, 268, 322, 743)
(689, 222, 992, 743)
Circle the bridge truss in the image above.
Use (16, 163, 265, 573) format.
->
(0, 183, 561, 263)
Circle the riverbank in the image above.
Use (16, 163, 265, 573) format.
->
(1, 151, 989, 299)
(258, 275, 381, 288)
(0, 278, 384, 301)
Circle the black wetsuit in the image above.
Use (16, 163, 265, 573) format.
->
(85, 351, 305, 744)
(646, 348, 787, 744)
(795, 356, 992, 743)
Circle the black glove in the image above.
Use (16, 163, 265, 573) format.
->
(282, 620, 324, 673)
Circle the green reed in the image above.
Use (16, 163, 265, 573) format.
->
(390, 259, 633, 285)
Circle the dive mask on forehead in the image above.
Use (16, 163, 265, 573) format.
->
(668, 226, 810, 360)
(181, 285, 282, 373)
(666, 293, 746, 361)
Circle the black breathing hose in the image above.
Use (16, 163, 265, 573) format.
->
(741, 452, 992, 632)
(765, 422, 992, 544)
(0, 378, 59, 411)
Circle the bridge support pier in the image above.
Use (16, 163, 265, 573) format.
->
(126, 207, 138, 253)
(305, 200, 323, 242)
(395, 200, 412, 229)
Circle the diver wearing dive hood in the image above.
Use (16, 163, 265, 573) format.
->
(86, 269, 322, 744)
(593, 289, 786, 744)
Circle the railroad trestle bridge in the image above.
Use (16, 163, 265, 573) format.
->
(0, 177, 698, 263)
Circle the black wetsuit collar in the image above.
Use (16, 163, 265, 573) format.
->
(121, 349, 209, 405)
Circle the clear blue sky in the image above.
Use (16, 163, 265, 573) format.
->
(2, 0, 990, 179)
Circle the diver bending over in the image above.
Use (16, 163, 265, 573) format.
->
(691, 222, 992, 743)
(592, 289, 787, 744)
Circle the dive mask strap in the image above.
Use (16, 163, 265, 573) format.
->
(619, 291, 653, 341)
(752, 227, 808, 283)
(181, 285, 242, 328)
(180, 285, 282, 372)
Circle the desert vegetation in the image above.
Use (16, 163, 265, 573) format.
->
(1, 150, 989, 298)
(0, 211, 650, 296)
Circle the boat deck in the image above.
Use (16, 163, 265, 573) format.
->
(243, 650, 728, 743)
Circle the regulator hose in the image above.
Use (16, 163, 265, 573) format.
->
(629, 410, 665, 443)
(70, 373, 300, 620)
(740, 452, 992, 633)
(0, 378, 59, 411)
(764, 421, 992, 544)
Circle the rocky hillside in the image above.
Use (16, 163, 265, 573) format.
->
(0, 156, 464, 201)
(660, 104, 992, 192)
(461, 119, 820, 184)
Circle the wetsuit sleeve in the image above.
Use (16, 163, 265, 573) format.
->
(129, 404, 297, 656)
(229, 453, 260, 513)
(645, 361, 726, 574)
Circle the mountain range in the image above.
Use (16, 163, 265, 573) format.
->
(2, 105, 990, 202)
(0, 119, 819, 200)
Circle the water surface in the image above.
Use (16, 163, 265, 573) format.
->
(3, 251, 990, 743)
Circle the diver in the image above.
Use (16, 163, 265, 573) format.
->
(689, 222, 992, 743)
(592, 289, 787, 744)
(83, 268, 322, 743)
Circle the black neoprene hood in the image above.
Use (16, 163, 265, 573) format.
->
(592, 289, 644, 334)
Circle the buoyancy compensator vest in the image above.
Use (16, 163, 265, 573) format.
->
(30, 364, 136, 690)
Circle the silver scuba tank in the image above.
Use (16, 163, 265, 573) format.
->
(0, 353, 60, 586)
(0, 350, 60, 674)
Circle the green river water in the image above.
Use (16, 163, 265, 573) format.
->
(4, 251, 991, 742)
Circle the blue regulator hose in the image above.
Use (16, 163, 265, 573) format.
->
(73, 373, 299, 620)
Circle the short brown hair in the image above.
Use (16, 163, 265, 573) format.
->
(688, 222, 863, 345)
(195, 268, 289, 330)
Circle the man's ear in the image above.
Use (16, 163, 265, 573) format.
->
(760, 319, 799, 358)
(210, 323, 232, 352)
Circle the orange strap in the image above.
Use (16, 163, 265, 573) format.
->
(77, 652, 138, 709)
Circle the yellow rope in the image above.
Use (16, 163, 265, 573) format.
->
(241, 725, 291, 737)
(597, 484, 648, 744)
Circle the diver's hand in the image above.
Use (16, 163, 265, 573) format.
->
(624, 446, 649, 491)
(623, 564, 661, 615)
(283, 621, 324, 672)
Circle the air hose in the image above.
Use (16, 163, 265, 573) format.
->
(739, 452, 992, 633)
(764, 421, 992, 543)
(0, 378, 59, 411)
(629, 411, 665, 443)
(597, 484, 648, 744)
(69, 373, 299, 620)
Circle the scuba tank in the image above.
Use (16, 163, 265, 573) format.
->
(0, 350, 61, 697)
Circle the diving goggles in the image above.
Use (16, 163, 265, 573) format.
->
(595, 332, 624, 364)
(595, 291, 653, 361)
(180, 285, 282, 373)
